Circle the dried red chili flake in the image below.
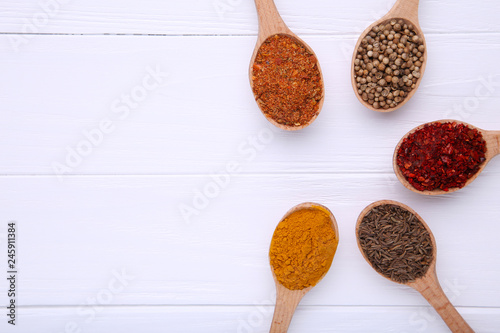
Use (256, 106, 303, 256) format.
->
(396, 122, 487, 191)
(251, 34, 323, 127)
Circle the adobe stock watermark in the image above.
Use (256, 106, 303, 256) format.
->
(402, 278, 467, 332)
(8, 0, 72, 52)
(443, 75, 500, 120)
(213, 0, 243, 20)
(51, 65, 168, 181)
(58, 268, 135, 333)
(179, 125, 279, 224)
(236, 291, 276, 333)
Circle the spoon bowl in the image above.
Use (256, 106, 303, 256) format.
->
(250, 0, 325, 130)
(393, 119, 500, 195)
(351, 0, 427, 112)
(356, 200, 474, 332)
(269, 202, 338, 332)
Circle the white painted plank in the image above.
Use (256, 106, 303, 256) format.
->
(0, 174, 498, 307)
(1, 305, 500, 333)
(0, 0, 498, 331)
(1, 0, 500, 35)
(1, 35, 499, 175)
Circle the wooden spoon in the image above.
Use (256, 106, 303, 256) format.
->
(393, 119, 500, 195)
(269, 203, 339, 332)
(356, 200, 474, 333)
(249, 0, 325, 131)
(270, 275, 312, 333)
(351, 0, 427, 112)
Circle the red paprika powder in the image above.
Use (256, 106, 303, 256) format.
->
(251, 34, 323, 128)
(396, 121, 487, 191)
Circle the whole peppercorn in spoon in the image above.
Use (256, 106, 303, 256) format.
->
(394, 120, 500, 195)
(250, 0, 325, 130)
(351, 0, 427, 112)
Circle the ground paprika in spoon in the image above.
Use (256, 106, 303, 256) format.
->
(251, 34, 323, 128)
(396, 121, 487, 191)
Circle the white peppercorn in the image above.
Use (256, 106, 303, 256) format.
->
(353, 18, 425, 109)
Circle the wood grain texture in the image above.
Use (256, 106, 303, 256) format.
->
(1, 0, 500, 35)
(0, 174, 499, 307)
(270, 283, 310, 333)
(253, 0, 290, 38)
(0, 35, 499, 175)
(411, 272, 473, 333)
(485, 131, 500, 157)
(1, 305, 500, 333)
(1, 0, 500, 331)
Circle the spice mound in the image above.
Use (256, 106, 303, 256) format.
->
(269, 206, 338, 290)
(396, 121, 487, 192)
(251, 34, 323, 128)
(357, 204, 433, 284)
(353, 18, 425, 110)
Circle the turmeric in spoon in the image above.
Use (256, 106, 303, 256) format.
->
(269, 203, 339, 332)
(270, 204, 338, 290)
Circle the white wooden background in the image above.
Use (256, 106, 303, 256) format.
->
(1, 0, 500, 332)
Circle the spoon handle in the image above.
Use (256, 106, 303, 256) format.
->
(388, 0, 420, 23)
(254, 0, 289, 38)
(485, 131, 500, 157)
(269, 283, 308, 333)
(412, 272, 474, 333)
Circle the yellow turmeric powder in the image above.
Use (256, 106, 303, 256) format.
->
(269, 205, 338, 290)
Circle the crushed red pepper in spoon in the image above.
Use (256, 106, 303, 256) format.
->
(251, 34, 323, 128)
(396, 121, 487, 191)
